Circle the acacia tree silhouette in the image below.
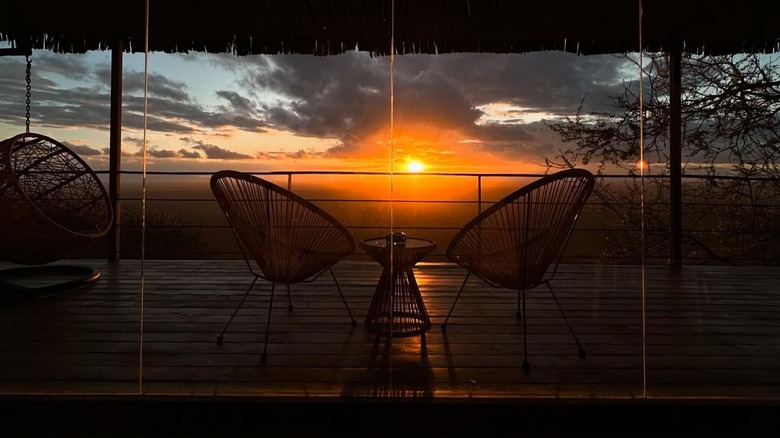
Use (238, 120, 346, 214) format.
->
(545, 52, 780, 265)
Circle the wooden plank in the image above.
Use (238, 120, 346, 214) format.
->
(1, 260, 779, 403)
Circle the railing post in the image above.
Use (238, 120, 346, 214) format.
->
(670, 43, 683, 268)
(477, 175, 483, 214)
(108, 39, 123, 262)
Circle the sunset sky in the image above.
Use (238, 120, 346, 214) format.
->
(0, 44, 635, 175)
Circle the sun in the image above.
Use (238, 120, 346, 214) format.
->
(406, 160, 425, 173)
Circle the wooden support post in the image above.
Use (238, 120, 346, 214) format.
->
(108, 39, 123, 262)
(669, 43, 683, 268)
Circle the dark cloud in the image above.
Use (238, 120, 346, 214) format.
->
(227, 51, 628, 160)
(287, 149, 314, 160)
(215, 90, 255, 114)
(121, 145, 200, 159)
(392, 68, 484, 130)
(123, 136, 144, 148)
(62, 141, 103, 156)
(0, 51, 269, 136)
(119, 137, 185, 159)
(0, 52, 118, 132)
(179, 149, 201, 159)
(238, 52, 390, 140)
(472, 123, 537, 143)
(190, 140, 253, 159)
(257, 149, 320, 160)
(36, 54, 93, 81)
(115, 56, 268, 133)
(145, 148, 180, 158)
(424, 52, 628, 113)
(121, 69, 191, 102)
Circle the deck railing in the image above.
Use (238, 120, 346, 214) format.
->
(91, 170, 779, 266)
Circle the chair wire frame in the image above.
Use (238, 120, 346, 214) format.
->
(210, 170, 357, 363)
(0, 132, 112, 265)
(442, 168, 596, 370)
(0, 132, 112, 298)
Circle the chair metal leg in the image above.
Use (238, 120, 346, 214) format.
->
(287, 284, 293, 311)
(546, 282, 586, 358)
(516, 289, 523, 320)
(442, 272, 470, 330)
(329, 268, 357, 329)
(521, 287, 530, 371)
(261, 282, 276, 363)
(217, 276, 258, 343)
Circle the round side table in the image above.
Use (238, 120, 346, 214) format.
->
(360, 236, 436, 338)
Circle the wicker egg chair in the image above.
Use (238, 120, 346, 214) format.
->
(0, 132, 113, 300)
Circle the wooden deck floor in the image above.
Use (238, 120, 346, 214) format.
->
(1, 259, 780, 404)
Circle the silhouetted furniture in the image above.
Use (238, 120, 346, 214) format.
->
(442, 168, 595, 370)
(0, 132, 112, 297)
(210, 170, 357, 362)
(361, 235, 436, 338)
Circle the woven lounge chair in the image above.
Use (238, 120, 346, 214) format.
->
(210, 170, 357, 362)
(442, 168, 595, 370)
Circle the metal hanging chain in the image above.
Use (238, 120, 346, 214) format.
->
(25, 54, 32, 134)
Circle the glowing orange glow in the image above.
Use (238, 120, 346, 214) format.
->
(406, 160, 425, 173)
(637, 160, 648, 170)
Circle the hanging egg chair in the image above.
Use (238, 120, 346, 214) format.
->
(0, 54, 113, 300)
(0, 132, 113, 265)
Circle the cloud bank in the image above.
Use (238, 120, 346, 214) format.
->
(0, 49, 632, 170)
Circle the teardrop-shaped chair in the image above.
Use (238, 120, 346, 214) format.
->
(442, 168, 595, 370)
(0, 132, 112, 299)
(210, 170, 357, 363)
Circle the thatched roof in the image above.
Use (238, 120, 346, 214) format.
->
(1, 0, 778, 56)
